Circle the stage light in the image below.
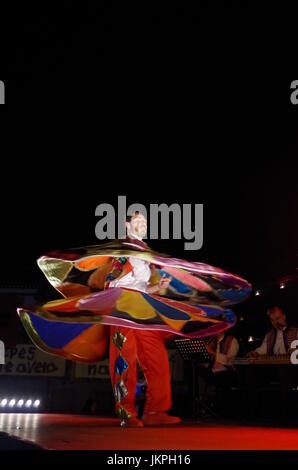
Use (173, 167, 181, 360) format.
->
(255, 290, 261, 296)
(0, 397, 42, 412)
(280, 282, 285, 289)
(248, 336, 254, 343)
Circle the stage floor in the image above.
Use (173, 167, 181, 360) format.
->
(1, 413, 298, 450)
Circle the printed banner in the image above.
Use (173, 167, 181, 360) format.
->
(0, 344, 66, 377)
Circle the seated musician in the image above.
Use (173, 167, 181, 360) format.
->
(245, 305, 298, 420)
(205, 332, 239, 373)
(200, 332, 239, 415)
(247, 305, 298, 357)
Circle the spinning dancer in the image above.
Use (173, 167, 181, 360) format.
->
(17, 212, 251, 427)
(102, 212, 180, 426)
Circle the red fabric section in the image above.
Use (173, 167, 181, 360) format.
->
(109, 327, 172, 417)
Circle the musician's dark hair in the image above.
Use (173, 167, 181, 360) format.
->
(267, 304, 286, 316)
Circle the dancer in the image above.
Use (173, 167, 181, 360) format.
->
(17, 212, 251, 425)
(104, 212, 180, 426)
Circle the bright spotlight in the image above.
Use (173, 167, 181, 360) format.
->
(248, 336, 254, 343)
(280, 282, 285, 289)
(33, 400, 40, 408)
(9, 399, 16, 407)
(25, 400, 32, 408)
(1, 398, 8, 407)
(17, 399, 24, 407)
(255, 290, 261, 296)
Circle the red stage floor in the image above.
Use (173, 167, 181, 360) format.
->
(1, 413, 298, 450)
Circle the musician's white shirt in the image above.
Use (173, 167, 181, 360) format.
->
(254, 326, 298, 355)
(212, 333, 239, 373)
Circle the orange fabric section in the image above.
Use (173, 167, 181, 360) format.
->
(75, 256, 111, 270)
(63, 324, 109, 362)
(58, 283, 91, 297)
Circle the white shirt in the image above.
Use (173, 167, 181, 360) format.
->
(254, 327, 298, 355)
(109, 256, 151, 293)
(212, 334, 239, 373)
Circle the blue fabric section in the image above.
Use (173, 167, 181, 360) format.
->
(188, 304, 224, 317)
(187, 304, 235, 324)
(216, 287, 251, 304)
(158, 269, 193, 294)
(223, 309, 236, 324)
(29, 312, 92, 349)
(142, 293, 190, 320)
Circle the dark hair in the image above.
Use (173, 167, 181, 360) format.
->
(267, 304, 286, 316)
(126, 211, 140, 223)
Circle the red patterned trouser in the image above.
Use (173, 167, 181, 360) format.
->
(109, 326, 172, 418)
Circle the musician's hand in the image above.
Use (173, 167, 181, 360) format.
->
(205, 343, 216, 357)
(246, 350, 259, 358)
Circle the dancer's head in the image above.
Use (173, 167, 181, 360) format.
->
(126, 211, 147, 240)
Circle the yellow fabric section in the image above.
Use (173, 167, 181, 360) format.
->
(116, 291, 157, 320)
(188, 312, 220, 323)
(157, 313, 189, 332)
(37, 258, 73, 287)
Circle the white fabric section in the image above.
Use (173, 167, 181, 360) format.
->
(126, 229, 143, 241)
(109, 257, 151, 293)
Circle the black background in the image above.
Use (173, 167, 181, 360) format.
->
(0, 7, 298, 463)
(1, 4, 297, 332)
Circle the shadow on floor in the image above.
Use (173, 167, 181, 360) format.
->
(0, 432, 44, 450)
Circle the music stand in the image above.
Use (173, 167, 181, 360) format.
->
(175, 338, 217, 418)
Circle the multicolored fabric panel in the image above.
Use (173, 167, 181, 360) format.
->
(17, 308, 109, 363)
(17, 239, 251, 362)
(36, 239, 251, 305)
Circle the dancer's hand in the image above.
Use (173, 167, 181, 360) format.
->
(158, 274, 172, 290)
(146, 274, 172, 293)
